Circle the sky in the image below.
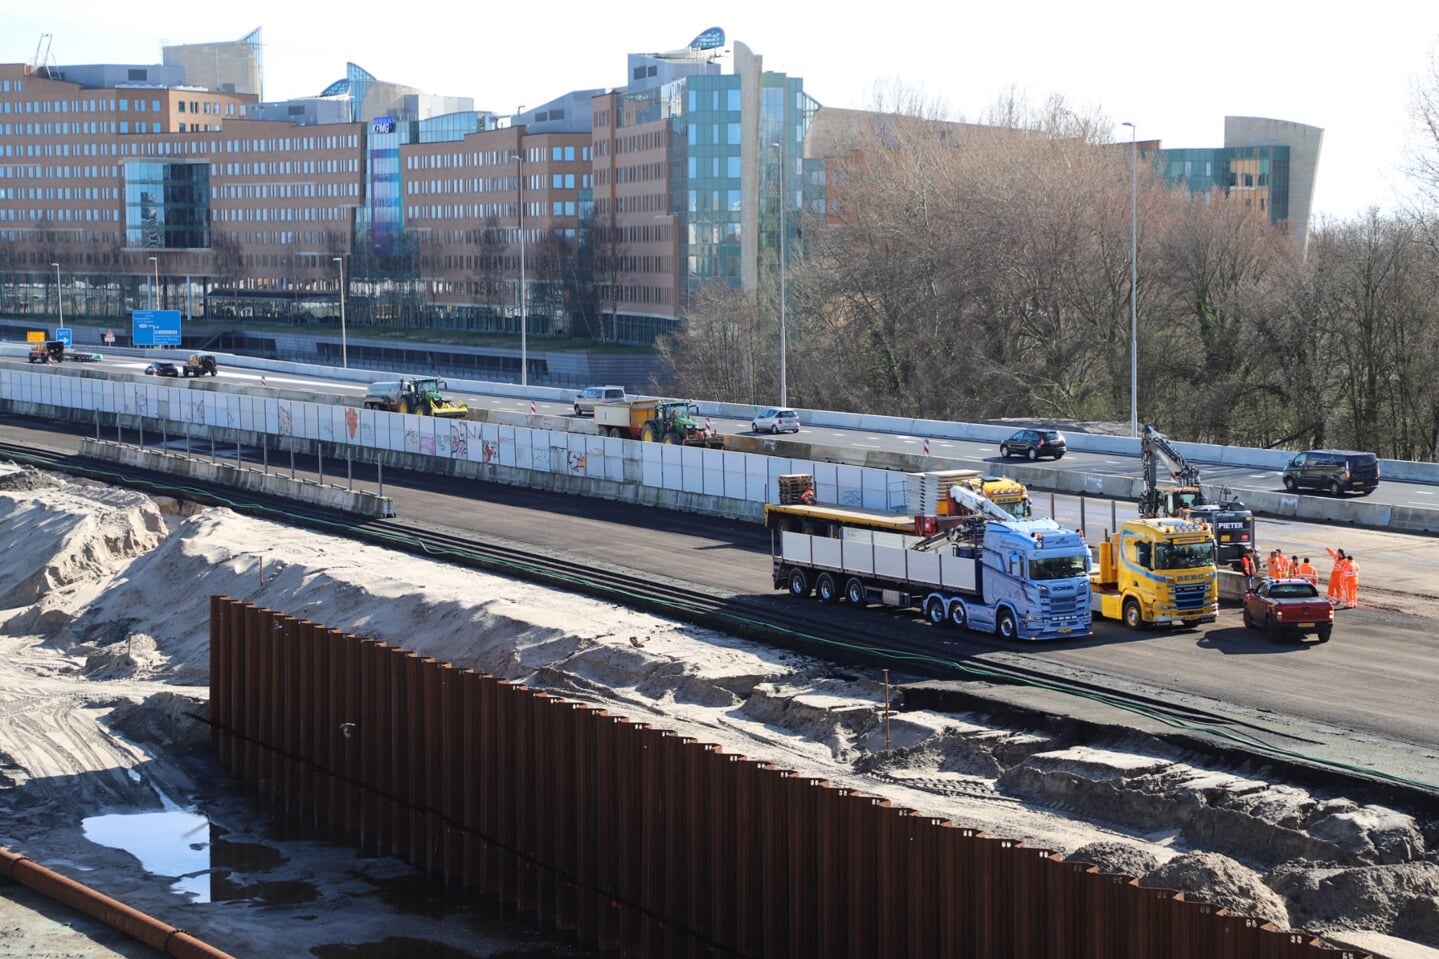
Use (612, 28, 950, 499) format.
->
(5, 1, 1439, 222)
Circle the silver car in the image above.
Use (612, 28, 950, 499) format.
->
(752, 407, 800, 434)
(573, 385, 626, 416)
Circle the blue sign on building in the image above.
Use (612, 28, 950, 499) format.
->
(132, 309, 182, 347)
(689, 26, 725, 50)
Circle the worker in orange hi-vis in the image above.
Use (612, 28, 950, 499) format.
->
(1265, 549, 1283, 579)
(1240, 547, 1259, 589)
(1296, 557, 1319, 587)
(1274, 551, 1292, 579)
(1324, 547, 1347, 605)
(1342, 553, 1360, 609)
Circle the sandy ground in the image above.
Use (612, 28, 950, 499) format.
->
(1, 464, 1438, 959)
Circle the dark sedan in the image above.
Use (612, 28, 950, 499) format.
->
(144, 361, 179, 377)
(999, 428, 1067, 461)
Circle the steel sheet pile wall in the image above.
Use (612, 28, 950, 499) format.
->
(209, 597, 1359, 959)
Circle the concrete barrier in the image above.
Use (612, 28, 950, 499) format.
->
(80, 439, 396, 517)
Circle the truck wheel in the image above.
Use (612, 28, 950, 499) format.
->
(663, 431, 682, 444)
(1122, 598, 1143, 629)
(1242, 606, 1257, 629)
(844, 577, 865, 606)
(948, 601, 968, 629)
(1316, 624, 1332, 643)
(787, 568, 810, 597)
(1266, 616, 1286, 643)
(924, 596, 946, 625)
(816, 573, 838, 603)
(996, 608, 1018, 640)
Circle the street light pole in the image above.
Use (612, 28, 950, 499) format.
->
(1122, 121, 1138, 438)
(512, 151, 527, 388)
(51, 262, 62, 326)
(771, 141, 788, 407)
(333, 256, 348, 368)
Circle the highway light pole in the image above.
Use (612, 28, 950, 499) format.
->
(511, 151, 527, 388)
(51, 262, 62, 326)
(1122, 121, 1138, 438)
(771, 141, 788, 407)
(147, 256, 158, 310)
(333, 257, 348, 368)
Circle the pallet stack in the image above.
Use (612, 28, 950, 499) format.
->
(777, 474, 815, 505)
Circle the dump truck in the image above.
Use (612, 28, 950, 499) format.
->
(28, 340, 64, 363)
(594, 398, 724, 446)
(1090, 517, 1219, 629)
(774, 516, 1092, 641)
(362, 377, 469, 418)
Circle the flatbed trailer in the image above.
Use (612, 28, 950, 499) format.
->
(774, 521, 1092, 642)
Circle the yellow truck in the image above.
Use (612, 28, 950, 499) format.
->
(1090, 518, 1219, 629)
(963, 474, 1031, 519)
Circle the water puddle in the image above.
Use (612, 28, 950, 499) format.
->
(82, 808, 214, 901)
(81, 809, 312, 905)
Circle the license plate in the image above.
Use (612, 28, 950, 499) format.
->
(1057, 627, 1071, 634)
(1298, 622, 1315, 628)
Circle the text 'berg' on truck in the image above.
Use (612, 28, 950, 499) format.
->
(362, 377, 469, 418)
(774, 512, 1093, 641)
(1090, 518, 1219, 629)
(593, 398, 724, 447)
(1138, 424, 1255, 569)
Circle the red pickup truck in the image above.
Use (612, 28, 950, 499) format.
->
(1242, 578, 1334, 643)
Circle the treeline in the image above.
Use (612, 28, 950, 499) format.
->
(663, 99, 1439, 461)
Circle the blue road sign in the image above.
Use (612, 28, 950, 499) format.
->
(53, 327, 72, 347)
(131, 310, 182, 347)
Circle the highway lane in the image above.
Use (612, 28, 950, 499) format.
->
(4, 413, 1438, 792)
(40, 351, 1438, 516)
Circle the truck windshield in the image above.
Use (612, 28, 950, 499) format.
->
(1154, 541, 1215, 570)
(1029, 553, 1088, 581)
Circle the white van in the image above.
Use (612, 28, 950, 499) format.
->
(573, 385, 626, 415)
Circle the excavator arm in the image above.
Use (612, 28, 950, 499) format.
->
(1139, 424, 1205, 517)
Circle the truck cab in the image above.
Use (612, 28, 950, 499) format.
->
(1091, 518, 1218, 628)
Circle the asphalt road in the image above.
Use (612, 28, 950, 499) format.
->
(4, 412, 1437, 796)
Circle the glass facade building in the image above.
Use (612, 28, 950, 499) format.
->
(1159, 145, 1291, 226)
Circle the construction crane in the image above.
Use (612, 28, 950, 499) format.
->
(31, 35, 57, 80)
(1138, 424, 1255, 568)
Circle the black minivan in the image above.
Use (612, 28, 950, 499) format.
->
(1281, 450, 1381, 496)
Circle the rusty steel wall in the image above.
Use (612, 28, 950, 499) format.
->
(208, 597, 1363, 959)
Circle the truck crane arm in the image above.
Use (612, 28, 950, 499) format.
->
(948, 483, 1016, 523)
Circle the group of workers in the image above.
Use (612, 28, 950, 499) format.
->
(1240, 546, 1359, 608)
